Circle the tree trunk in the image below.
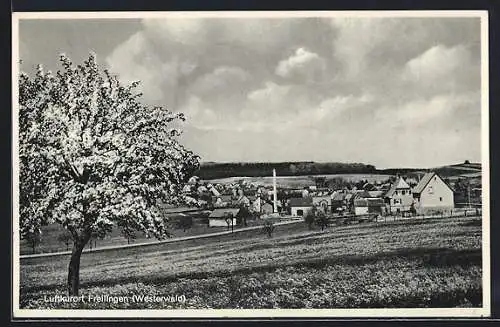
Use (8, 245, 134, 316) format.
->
(67, 235, 90, 296)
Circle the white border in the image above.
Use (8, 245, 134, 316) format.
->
(12, 10, 490, 319)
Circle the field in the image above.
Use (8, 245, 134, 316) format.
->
(208, 174, 393, 188)
(21, 211, 269, 255)
(20, 215, 482, 309)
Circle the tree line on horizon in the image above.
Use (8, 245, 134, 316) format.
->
(195, 161, 481, 180)
(194, 162, 378, 180)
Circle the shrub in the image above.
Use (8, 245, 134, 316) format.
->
(304, 212, 315, 230)
(315, 212, 329, 231)
(262, 220, 275, 238)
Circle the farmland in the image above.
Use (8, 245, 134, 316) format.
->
(208, 173, 393, 188)
(20, 216, 482, 309)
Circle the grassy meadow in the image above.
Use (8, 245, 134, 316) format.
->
(20, 215, 482, 309)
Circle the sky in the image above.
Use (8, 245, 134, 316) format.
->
(18, 14, 483, 169)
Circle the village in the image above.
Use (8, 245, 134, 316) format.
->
(178, 166, 482, 229)
(20, 163, 482, 256)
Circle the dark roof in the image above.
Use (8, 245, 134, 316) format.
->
(354, 198, 385, 207)
(413, 172, 453, 194)
(289, 197, 313, 207)
(354, 190, 371, 199)
(354, 198, 368, 207)
(209, 208, 241, 218)
(215, 195, 233, 202)
(367, 198, 385, 206)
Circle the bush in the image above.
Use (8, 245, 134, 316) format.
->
(304, 212, 314, 230)
(262, 220, 275, 238)
(315, 213, 329, 231)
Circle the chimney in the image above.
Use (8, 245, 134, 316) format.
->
(273, 169, 278, 213)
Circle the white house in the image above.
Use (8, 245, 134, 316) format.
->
(385, 177, 413, 214)
(289, 197, 313, 217)
(208, 208, 240, 227)
(412, 172, 454, 214)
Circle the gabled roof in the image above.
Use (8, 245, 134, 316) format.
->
(412, 172, 453, 194)
(385, 177, 410, 197)
(412, 172, 435, 194)
(209, 208, 240, 218)
(289, 197, 313, 207)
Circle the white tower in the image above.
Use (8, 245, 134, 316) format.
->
(273, 169, 278, 213)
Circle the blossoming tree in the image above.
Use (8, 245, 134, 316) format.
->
(18, 54, 200, 296)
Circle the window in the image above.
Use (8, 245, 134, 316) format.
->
(401, 190, 405, 195)
(439, 197, 442, 202)
(297, 209, 304, 216)
(428, 186, 434, 194)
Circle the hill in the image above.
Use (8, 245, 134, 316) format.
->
(194, 161, 481, 180)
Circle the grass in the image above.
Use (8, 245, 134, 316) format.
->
(20, 216, 482, 309)
(20, 212, 270, 255)
(207, 174, 393, 188)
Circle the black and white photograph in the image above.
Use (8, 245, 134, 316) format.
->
(12, 11, 490, 318)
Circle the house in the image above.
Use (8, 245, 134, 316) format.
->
(188, 176, 200, 185)
(289, 197, 313, 217)
(209, 185, 221, 197)
(213, 194, 233, 208)
(182, 184, 193, 193)
(331, 191, 346, 212)
(208, 208, 240, 227)
(362, 182, 376, 191)
(385, 177, 413, 214)
(412, 172, 454, 214)
(312, 195, 332, 213)
(354, 198, 386, 216)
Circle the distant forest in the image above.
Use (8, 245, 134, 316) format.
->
(194, 161, 481, 180)
(195, 162, 378, 180)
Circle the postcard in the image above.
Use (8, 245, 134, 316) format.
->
(12, 10, 490, 318)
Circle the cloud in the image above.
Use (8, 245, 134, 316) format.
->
(275, 47, 325, 82)
(376, 92, 479, 128)
(402, 44, 479, 95)
(98, 16, 483, 167)
(189, 66, 251, 99)
(105, 32, 185, 106)
(142, 18, 209, 46)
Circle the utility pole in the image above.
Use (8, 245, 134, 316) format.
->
(273, 169, 278, 213)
